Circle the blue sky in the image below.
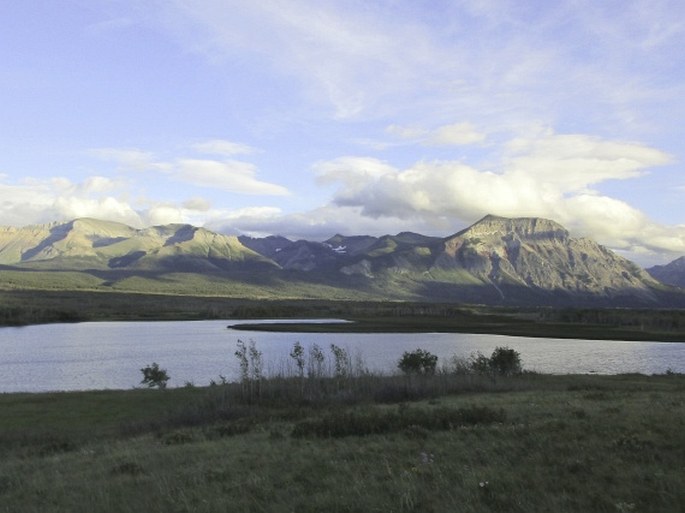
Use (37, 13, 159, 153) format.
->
(1, 0, 685, 265)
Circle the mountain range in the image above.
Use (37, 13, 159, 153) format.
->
(1, 215, 683, 307)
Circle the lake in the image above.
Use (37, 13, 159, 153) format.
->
(1, 319, 683, 393)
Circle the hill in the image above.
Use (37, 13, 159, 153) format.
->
(0, 218, 276, 272)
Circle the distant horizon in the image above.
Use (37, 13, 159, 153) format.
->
(2, 2, 684, 267)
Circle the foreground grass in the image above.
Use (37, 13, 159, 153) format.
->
(1, 373, 683, 512)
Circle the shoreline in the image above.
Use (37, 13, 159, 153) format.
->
(1, 289, 684, 342)
(230, 316, 685, 343)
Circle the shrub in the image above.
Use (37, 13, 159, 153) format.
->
(468, 352, 492, 375)
(307, 343, 325, 378)
(469, 346, 522, 377)
(330, 344, 352, 379)
(398, 348, 438, 375)
(140, 362, 169, 389)
(489, 346, 522, 376)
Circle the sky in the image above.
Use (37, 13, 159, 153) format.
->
(1, 0, 685, 266)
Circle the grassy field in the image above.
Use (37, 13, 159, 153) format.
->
(1, 371, 683, 512)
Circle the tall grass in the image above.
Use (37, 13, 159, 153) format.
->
(1, 373, 683, 513)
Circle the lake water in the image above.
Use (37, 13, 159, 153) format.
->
(1, 320, 683, 393)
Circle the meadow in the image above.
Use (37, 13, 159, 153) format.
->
(1, 352, 683, 512)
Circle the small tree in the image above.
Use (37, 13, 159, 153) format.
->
(469, 352, 492, 375)
(308, 343, 325, 378)
(489, 346, 522, 376)
(140, 362, 169, 389)
(290, 341, 306, 379)
(398, 348, 438, 375)
(248, 340, 263, 382)
(235, 339, 249, 383)
(235, 339, 263, 402)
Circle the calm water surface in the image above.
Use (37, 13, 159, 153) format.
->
(1, 320, 683, 392)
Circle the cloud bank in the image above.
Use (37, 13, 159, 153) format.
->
(303, 132, 683, 260)
(1, 131, 683, 265)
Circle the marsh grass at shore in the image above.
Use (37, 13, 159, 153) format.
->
(1, 368, 683, 512)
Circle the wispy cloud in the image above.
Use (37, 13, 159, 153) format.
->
(192, 139, 257, 157)
(89, 145, 288, 196)
(88, 148, 168, 172)
(176, 159, 289, 196)
(149, 1, 455, 120)
(386, 122, 487, 147)
(146, 0, 685, 136)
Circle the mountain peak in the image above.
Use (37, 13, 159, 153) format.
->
(647, 256, 685, 288)
(462, 214, 569, 240)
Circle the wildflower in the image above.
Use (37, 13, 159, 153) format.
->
(479, 480, 489, 488)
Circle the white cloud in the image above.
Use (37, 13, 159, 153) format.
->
(385, 124, 427, 141)
(504, 133, 672, 190)
(0, 173, 277, 231)
(53, 196, 142, 226)
(192, 139, 257, 157)
(429, 123, 487, 146)
(0, 176, 143, 228)
(144, 205, 185, 226)
(182, 197, 212, 211)
(312, 132, 685, 259)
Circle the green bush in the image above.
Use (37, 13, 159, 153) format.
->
(470, 346, 522, 377)
(398, 348, 438, 375)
